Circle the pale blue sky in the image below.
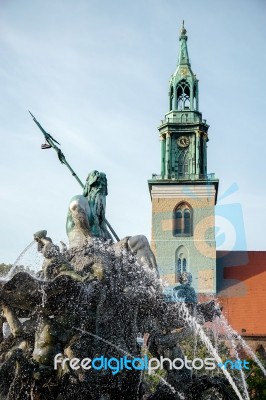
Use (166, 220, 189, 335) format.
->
(0, 0, 266, 263)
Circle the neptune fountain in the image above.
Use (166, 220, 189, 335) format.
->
(0, 115, 245, 400)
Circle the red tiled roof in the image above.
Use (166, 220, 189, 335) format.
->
(216, 251, 266, 336)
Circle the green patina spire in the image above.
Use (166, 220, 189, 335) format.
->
(151, 21, 219, 183)
(169, 22, 198, 113)
(178, 20, 190, 66)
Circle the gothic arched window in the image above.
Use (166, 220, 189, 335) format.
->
(175, 211, 182, 235)
(175, 246, 189, 283)
(184, 210, 191, 234)
(170, 86, 174, 110)
(173, 202, 193, 236)
(176, 79, 190, 111)
(193, 83, 197, 110)
(182, 258, 187, 272)
(177, 258, 182, 274)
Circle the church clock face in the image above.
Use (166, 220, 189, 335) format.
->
(177, 136, 190, 148)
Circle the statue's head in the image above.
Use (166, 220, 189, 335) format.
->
(179, 271, 192, 286)
(85, 170, 99, 185)
(83, 171, 108, 196)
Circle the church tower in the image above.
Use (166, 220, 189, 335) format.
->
(148, 23, 219, 294)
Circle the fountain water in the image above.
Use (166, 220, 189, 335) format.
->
(76, 327, 186, 399)
(230, 337, 250, 400)
(4, 240, 43, 280)
(210, 315, 249, 400)
(219, 314, 266, 377)
(178, 302, 244, 400)
(0, 169, 262, 399)
(0, 233, 236, 399)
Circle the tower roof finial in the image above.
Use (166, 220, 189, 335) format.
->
(180, 20, 187, 37)
(178, 21, 189, 66)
